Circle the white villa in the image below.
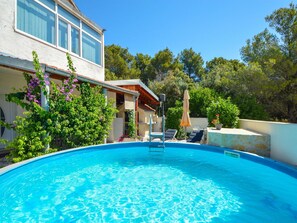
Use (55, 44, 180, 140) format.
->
(0, 0, 159, 147)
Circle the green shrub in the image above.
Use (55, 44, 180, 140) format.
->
(3, 51, 116, 162)
(232, 95, 269, 120)
(165, 106, 186, 139)
(127, 110, 136, 138)
(6, 108, 56, 163)
(50, 83, 116, 149)
(207, 97, 240, 128)
(189, 87, 218, 117)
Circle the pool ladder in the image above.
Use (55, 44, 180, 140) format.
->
(149, 115, 165, 152)
(149, 142, 165, 152)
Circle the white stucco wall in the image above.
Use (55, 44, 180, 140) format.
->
(0, 67, 27, 94)
(0, 68, 27, 148)
(188, 118, 209, 132)
(157, 117, 208, 133)
(240, 119, 297, 166)
(113, 118, 124, 142)
(138, 108, 155, 137)
(154, 117, 163, 132)
(0, 0, 104, 81)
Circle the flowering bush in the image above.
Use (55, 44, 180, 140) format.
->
(211, 114, 221, 125)
(26, 75, 41, 104)
(207, 97, 240, 128)
(118, 134, 129, 142)
(56, 53, 78, 101)
(2, 51, 116, 162)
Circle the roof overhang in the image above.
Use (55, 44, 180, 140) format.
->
(139, 104, 156, 112)
(57, 0, 104, 35)
(0, 53, 38, 73)
(106, 79, 159, 105)
(58, 0, 79, 11)
(0, 53, 139, 97)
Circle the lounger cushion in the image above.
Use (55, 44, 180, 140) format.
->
(187, 130, 204, 143)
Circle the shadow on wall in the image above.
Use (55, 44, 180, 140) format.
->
(154, 117, 208, 133)
(239, 119, 297, 167)
(188, 118, 208, 132)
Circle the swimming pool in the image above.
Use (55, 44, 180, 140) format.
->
(0, 142, 297, 222)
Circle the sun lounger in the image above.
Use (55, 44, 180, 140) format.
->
(187, 129, 204, 143)
(164, 129, 177, 141)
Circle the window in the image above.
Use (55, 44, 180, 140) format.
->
(82, 33, 101, 65)
(0, 107, 5, 137)
(17, 0, 55, 44)
(38, 0, 55, 10)
(82, 22, 101, 40)
(71, 27, 80, 55)
(58, 5, 80, 27)
(59, 21, 80, 55)
(58, 19, 68, 49)
(16, 0, 102, 65)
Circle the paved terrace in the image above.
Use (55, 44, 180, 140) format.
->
(207, 128, 271, 157)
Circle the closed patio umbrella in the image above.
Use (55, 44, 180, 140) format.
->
(180, 90, 191, 134)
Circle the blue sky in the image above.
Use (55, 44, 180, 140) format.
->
(75, 0, 295, 63)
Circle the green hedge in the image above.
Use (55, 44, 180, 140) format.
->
(207, 97, 240, 128)
(3, 52, 116, 162)
(165, 106, 186, 139)
(127, 110, 136, 138)
(189, 87, 218, 117)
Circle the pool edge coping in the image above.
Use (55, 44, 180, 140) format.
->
(1, 142, 297, 179)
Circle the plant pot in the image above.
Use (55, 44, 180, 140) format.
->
(215, 123, 223, 130)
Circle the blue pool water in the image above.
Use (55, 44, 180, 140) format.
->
(0, 143, 297, 222)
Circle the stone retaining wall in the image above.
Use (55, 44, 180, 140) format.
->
(207, 128, 270, 157)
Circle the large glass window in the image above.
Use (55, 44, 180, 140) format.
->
(17, 0, 102, 66)
(82, 33, 101, 65)
(82, 22, 101, 40)
(58, 5, 80, 27)
(71, 27, 80, 55)
(17, 0, 55, 44)
(38, 0, 55, 10)
(58, 19, 68, 49)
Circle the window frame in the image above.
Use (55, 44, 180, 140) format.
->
(58, 18, 69, 50)
(15, 0, 103, 66)
(82, 32, 101, 65)
(16, 0, 56, 44)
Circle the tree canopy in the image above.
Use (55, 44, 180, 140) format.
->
(178, 48, 204, 81)
(104, 3, 297, 123)
(105, 44, 140, 80)
(240, 3, 297, 122)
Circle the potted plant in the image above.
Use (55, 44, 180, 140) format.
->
(211, 114, 223, 130)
